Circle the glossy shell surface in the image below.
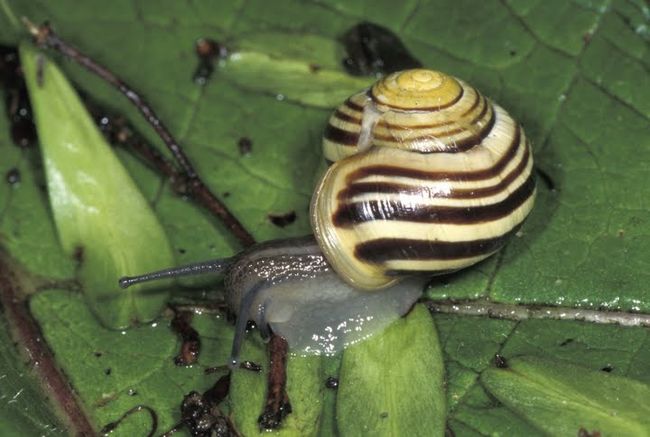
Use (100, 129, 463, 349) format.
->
(312, 69, 536, 289)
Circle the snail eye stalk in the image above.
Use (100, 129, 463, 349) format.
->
(119, 258, 234, 289)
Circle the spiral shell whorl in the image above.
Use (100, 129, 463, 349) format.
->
(371, 69, 462, 110)
(313, 69, 536, 290)
(323, 69, 496, 162)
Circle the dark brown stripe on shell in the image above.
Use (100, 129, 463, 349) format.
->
(347, 125, 522, 183)
(368, 84, 464, 112)
(323, 124, 359, 147)
(366, 105, 494, 153)
(461, 92, 482, 116)
(355, 224, 522, 264)
(332, 171, 535, 227)
(333, 109, 361, 124)
(338, 145, 530, 201)
(378, 94, 487, 139)
(441, 105, 496, 152)
(345, 98, 365, 112)
(333, 89, 484, 131)
(386, 268, 459, 277)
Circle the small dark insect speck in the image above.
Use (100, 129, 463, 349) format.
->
(238, 137, 253, 156)
(559, 338, 574, 347)
(509, 50, 517, 57)
(193, 38, 227, 85)
(105, 368, 112, 376)
(325, 376, 339, 389)
(94, 351, 103, 358)
(600, 365, 614, 373)
(178, 248, 187, 254)
(379, 412, 388, 419)
(494, 354, 508, 368)
(240, 360, 262, 372)
(6, 167, 20, 186)
(268, 211, 297, 228)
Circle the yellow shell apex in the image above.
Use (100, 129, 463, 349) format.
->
(371, 69, 462, 110)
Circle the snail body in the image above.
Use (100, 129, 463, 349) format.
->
(121, 69, 535, 363)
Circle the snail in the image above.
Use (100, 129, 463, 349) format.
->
(120, 69, 536, 366)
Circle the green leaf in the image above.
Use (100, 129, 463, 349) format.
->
(481, 356, 650, 436)
(220, 47, 374, 108)
(0, 312, 66, 436)
(229, 339, 325, 436)
(337, 305, 445, 436)
(0, 0, 648, 435)
(20, 43, 175, 328)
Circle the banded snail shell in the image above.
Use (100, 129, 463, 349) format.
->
(311, 69, 536, 290)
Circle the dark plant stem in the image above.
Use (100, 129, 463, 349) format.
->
(23, 19, 256, 248)
(0, 254, 95, 436)
(258, 335, 292, 430)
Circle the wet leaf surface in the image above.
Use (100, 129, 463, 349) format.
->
(0, 0, 648, 435)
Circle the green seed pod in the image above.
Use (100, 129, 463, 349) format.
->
(20, 43, 175, 328)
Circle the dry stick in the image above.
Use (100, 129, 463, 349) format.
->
(23, 19, 256, 248)
(258, 335, 292, 430)
(0, 256, 95, 436)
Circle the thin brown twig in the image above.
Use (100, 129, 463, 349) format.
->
(258, 334, 292, 430)
(23, 18, 256, 248)
(0, 254, 95, 436)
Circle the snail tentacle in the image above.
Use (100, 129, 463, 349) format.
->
(118, 258, 234, 289)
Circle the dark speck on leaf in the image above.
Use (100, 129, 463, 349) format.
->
(193, 38, 227, 85)
(601, 365, 614, 373)
(178, 248, 187, 254)
(238, 137, 253, 156)
(268, 211, 296, 228)
(240, 360, 262, 372)
(559, 338, 574, 347)
(223, 192, 231, 198)
(309, 63, 321, 73)
(6, 167, 20, 186)
(94, 351, 102, 358)
(509, 50, 517, 57)
(494, 354, 508, 368)
(379, 412, 388, 419)
(105, 368, 112, 376)
(73, 246, 84, 264)
(325, 376, 339, 389)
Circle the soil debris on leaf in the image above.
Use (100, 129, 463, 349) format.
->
(340, 21, 422, 77)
